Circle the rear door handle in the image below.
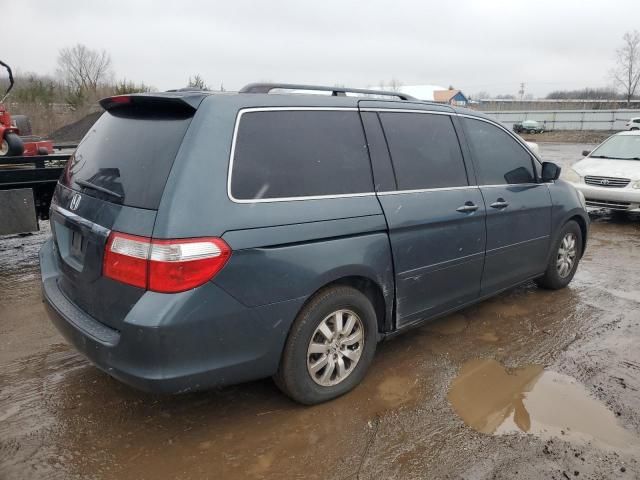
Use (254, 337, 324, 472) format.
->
(490, 198, 509, 209)
(456, 202, 479, 213)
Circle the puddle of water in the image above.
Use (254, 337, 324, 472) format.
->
(478, 332, 499, 343)
(480, 301, 531, 318)
(448, 359, 638, 451)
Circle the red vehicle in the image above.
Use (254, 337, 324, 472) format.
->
(0, 60, 53, 157)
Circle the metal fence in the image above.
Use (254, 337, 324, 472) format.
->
(482, 109, 640, 131)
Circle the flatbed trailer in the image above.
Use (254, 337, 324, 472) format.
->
(0, 147, 74, 235)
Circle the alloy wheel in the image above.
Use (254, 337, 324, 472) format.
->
(307, 309, 364, 387)
(557, 232, 577, 278)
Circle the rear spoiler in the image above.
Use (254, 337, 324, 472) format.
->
(99, 92, 208, 112)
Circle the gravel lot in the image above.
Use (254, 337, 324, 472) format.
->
(1, 143, 639, 480)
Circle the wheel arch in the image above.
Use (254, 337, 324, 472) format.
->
(296, 274, 393, 336)
(568, 214, 588, 257)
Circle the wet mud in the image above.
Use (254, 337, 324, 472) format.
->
(2, 143, 640, 479)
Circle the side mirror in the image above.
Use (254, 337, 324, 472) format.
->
(541, 162, 561, 182)
(582, 150, 591, 157)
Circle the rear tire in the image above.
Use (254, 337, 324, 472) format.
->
(0, 133, 24, 157)
(12, 115, 33, 137)
(535, 220, 582, 290)
(274, 285, 378, 405)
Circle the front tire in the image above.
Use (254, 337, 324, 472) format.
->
(535, 220, 582, 290)
(0, 133, 24, 157)
(274, 286, 378, 405)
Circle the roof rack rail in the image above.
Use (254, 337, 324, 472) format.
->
(238, 83, 416, 101)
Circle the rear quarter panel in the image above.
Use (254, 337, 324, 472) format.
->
(216, 220, 393, 308)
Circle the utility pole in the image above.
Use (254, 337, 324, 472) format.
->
(518, 82, 525, 101)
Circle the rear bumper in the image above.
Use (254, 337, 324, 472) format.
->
(40, 238, 304, 393)
(570, 183, 640, 212)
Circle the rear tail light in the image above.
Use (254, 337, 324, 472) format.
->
(104, 233, 150, 289)
(103, 233, 231, 293)
(149, 238, 231, 293)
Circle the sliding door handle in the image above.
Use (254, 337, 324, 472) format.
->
(456, 202, 479, 213)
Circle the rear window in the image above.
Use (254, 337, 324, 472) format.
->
(61, 106, 193, 209)
(230, 110, 373, 200)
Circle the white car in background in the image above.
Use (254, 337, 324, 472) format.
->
(564, 131, 640, 213)
(525, 141, 540, 156)
(625, 117, 640, 131)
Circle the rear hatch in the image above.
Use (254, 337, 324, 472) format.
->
(50, 93, 203, 330)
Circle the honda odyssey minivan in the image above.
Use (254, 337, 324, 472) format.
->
(40, 83, 589, 404)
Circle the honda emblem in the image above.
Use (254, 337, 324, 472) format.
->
(70, 193, 82, 211)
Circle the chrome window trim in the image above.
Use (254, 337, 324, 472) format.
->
(376, 183, 543, 196)
(230, 192, 376, 204)
(227, 107, 372, 204)
(377, 185, 476, 196)
(480, 183, 543, 189)
(360, 108, 453, 116)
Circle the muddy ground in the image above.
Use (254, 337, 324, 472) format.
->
(520, 130, 615, 144)
(1, 143, 639, 479)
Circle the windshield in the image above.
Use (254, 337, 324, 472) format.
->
(590, 135, 640, 160)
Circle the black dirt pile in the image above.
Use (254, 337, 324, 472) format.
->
(48, 111, 102, 143)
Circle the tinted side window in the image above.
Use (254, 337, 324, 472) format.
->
(463, 118, 535, 185)
(379, 112, 468, 190)
(231, 110, 372, 200)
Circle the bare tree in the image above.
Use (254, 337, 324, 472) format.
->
(472, 91, 491, 100)
(612, 30, 640, 106)
(187, 74, 209, 90)
(546, 87, 621, 100)
(388, 78, 403, 92)
(57, 44, 112, 95)
(377, 79, 403, 92)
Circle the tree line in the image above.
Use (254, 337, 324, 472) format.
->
(1, 43, 213, 109)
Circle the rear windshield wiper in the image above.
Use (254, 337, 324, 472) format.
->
(75, 179, 123, 200)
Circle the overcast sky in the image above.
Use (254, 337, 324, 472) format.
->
(5, 0, 639, 97)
